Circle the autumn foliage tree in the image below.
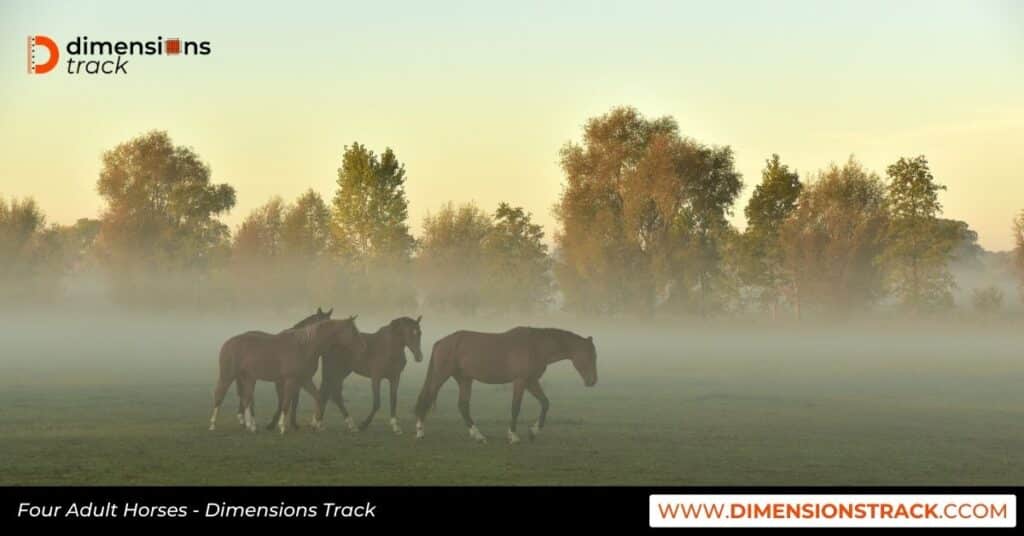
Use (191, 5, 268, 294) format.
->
(779, 158, 889, 317)
(554, 106, 742, 315)
(94, 131, 235, 304)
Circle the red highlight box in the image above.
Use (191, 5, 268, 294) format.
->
(165, 38, 181, 55)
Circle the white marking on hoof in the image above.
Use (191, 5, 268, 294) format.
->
(278, 413, 288, 435)
(469, 425, 487, 443)
(390, 417, 402, 435)
(237, 413, 245, 425)
(310, 415, 323, 431)
(244, 407, 256, 432)
(415, 419, 425, 439)
(507, 428, 521, 445)
(208, 407, 219, 431)
(345, 416, 357, 432)
(530, 422, 541, 437)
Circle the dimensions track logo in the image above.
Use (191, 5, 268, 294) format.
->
(27, 35, 211, 75)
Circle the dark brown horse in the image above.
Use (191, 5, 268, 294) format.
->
(310, 316, 425, 434)
(413, 327, 597, 444)
(209, 316, 365, 434)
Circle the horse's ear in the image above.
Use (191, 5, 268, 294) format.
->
(587, 336, 593, 341)
(350, 314, 358, 321)
(416, 315, 422, 324)
(317, 307, 323, 314)
(326, 308, 333, 316)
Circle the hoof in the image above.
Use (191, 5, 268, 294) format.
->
(529, 423, 540, 442)
(469, 426, 488, 444)
(208, 424, 216, 432)
(236, 414, 245, 425)
(507, 430, 521, 445)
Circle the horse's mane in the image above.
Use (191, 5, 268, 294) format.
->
(292, 312, 327, 329)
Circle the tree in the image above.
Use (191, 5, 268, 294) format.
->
(674, 145, 744, 317)
(882, 155, 955, 312)
(416, 202, 493, 314)
(482, 203, 552, 312)
(780, 157, 889, 317)
(1015, 210, 1024, 300)
(282, 189, 331, 258)
(94, 130, 235, 303)
(0, 196, 65, 302)
(331, 143, 414, 264)
(554, 106, 742, 315)
(738, 154, 802, 317)
(232, 197, 285, 262)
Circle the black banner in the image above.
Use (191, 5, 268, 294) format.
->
(2, 486, 1020, 530)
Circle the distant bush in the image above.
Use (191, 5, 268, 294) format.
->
(971, 286, 1004, 314)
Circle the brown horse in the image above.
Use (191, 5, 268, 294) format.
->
(309, 316, 425, 434)
(413, 327, 597, 444)
(209, 316, 365, 434)
(233, 307, 333, 430)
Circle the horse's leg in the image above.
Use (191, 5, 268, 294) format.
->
(388, 375, 402, 435)
(525, 380, 549, 441)
(456, 377, 486, 444)
(240, 378, 257, 433)
(302, 379, 322, 430)
(209, 377, 231, 431)
(415, 363, 453, 440)
(332, 369, 357, 432)
(279, 379, 299, 435)
(507, 379, 526, 444)
(265, 382, 284, 431)
(358, 377, 382, 432)
(236, 380, 247, 425)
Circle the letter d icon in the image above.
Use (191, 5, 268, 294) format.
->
(28, 35, 59, 74)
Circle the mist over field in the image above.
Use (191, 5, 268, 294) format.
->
(1, 303, 1022, 485)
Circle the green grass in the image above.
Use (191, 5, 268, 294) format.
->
(1, 316, 1022, 485)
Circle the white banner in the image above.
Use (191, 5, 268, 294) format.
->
(649, 494, 1016, 528)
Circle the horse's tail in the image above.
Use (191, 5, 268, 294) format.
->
(212, 338, 240, 409)
(414, 339, 445, 419)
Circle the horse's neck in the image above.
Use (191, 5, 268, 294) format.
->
(373, 326, 404, 359)
(538, 330, 572, 364)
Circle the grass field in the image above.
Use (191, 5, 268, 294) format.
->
(1, 311, 1022, 485)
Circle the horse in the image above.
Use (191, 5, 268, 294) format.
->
(413, 327, 597, 444)
(310, 316, 424, 434)
(209, 316, 365, 434)
(230, 307, 333, 430)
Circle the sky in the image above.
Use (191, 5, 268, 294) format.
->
(1, 0, 1022, 250)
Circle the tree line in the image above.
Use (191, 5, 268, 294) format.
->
(2, 107, 1022, 317)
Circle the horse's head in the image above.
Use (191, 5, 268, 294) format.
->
(391, 315, 424, 362)
(321, 315, 366, 356)
(569, 335, 598, 387)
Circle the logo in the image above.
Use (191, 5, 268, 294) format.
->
(27, 35, 59, 74)
(25, 35, 211, 76)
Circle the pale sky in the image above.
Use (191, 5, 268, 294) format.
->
(1, 0, 1022, 250)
